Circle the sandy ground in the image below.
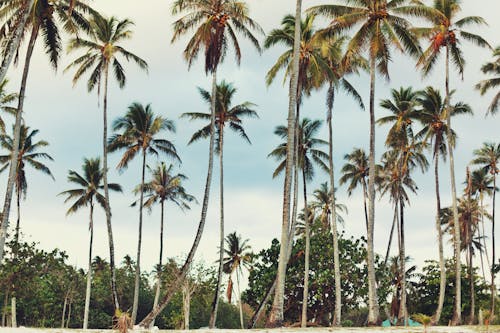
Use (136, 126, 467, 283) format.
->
(0, 327, 499, 333)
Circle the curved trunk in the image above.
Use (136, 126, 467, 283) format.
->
(102, 62, 120, 312)
(83, 201, 94, 329)
(210, 124, 225, 328)
(491, 174, 496, 316)
(268, 0, 301, 326)
(326, 87, 341, 326)
(446, 45, 461, 326)
(138, 69, 217, 328)
(151, 200, 165, 328)
(384, 205, 398, 266)
(397, 199, 407, 326)
(433, 153, 446, 324)
(0, 23, 39, 262)
(301, 170, 310, 328)
(0, 0, 35, 83)
(366, 52, 380, 325)
(131, 150, 147, 324)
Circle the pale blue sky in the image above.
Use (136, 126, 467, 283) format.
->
(1, 0, 499, 285)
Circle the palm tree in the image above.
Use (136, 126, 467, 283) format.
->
(59, 157, 122, 329)
(340, 148, 373, 232)
(415, 1, 490, 323)
(0, 124, 53, 326)
(476, 46, 500, 115)
(307, 1, 422, 322)
(415, 86, 472, 323)
(138, 2, 262, 328)
(471, 142, 500, 315)
(269, 118, 329, 327)
(182, 80, 257, 326)
(222, 232, 252, 329)
(310, 182, 347, 229)
(65, 13, 148, 312)
(0, 79, 17, 132)
(108, 102, 179, 324)
(0, 0, 93, 263)
(137, 162, 195, 326)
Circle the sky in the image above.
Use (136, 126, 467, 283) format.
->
(1, 0, 499, 291)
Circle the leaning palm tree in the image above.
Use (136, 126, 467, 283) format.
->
(222, 232, 252, 329)
(414, 1, 490, 323)
(0, 124, 53, 327)
(181, 80, 257, 325)
(137, 162, 195, 327)
(307, 1, 422, 322)
(59, 157, 122, 329)
(0, 79, 17, 132)
(138, 2, 262, 328)
(0, 0, 94, 263)
(415, 86, 472, 323)
(476, 46, 500, 115)
(471, 142, 500, 315)
(108, 102, 179, 324)
(269, 118, 329, 327)
(65, 13, 147, 312)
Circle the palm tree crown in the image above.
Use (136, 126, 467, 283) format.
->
(476, 46, 500, 115)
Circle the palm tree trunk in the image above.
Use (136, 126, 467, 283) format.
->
(301, 170, 310, 328)
(469, 231, 475, 324)
(131, 150, 147, 324)
(479, 196, 490, 282)
(433, 153, 446, 324)
(0, 23, 39, 262)
(268, 0, 301, 326)
(362, 179, 369, 235)
(2, 291, 8, 326)
(83, 202, 94, 329)
(210, 125, 225, 328)
(491, 174, 496, 316)
(182, 280, 191, 329)
(61, 294, 67, 328)
(102, 62, 120, 312)
(66, 299, 72, 328)
(15, 188, 20, 245)
(10, 293, 16, 328)
(366, 53, 380, 325)
(398, 199, 407, 326)
(326, 84, 341, 326)
(151, 200, 165, 328)
(0, 0, 35, 84)
(138, 69, 218, 329)
(237, 271, 244, 329)
(384, 205, 398, 266)
(446, 45, 461, 326)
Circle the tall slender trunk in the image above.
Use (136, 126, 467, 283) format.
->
(433, 153, 446, 324)
(479, 195, 490, 282)
(362, 180, 369, 234)
(83, 201, 94, 329)
(326, 84, 341, 326)
(268, 0, 301, 326)
(182, 280, 191, 329)
(301, 170, 310, 328)
(237, 271, 244, 329)
(384, 205, 398, 266)
(446, 45, 461, 326)
(366, 53, 380, 325)
(66, 299, 72, 328)
(0, 0, 35, 84)
(61, 295, 67, 328)
(491, 174, 496, 316)
(210, 125, 225, 328)
(15, 188, 20, 245)
(102, 62, 120, 312)
(2, 291, 8, 326)
(398, 199, 407, 326)
(0, 23, 39, 263)
(151, 200, 165, 328)
(138, 69, 217, 328)
(131, 150, 147, 324)
(10, 294, 16, 328)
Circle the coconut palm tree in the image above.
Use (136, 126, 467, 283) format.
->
(0, 124, 53, 326)
(414, 1, 490, 323)
(476, 46, 500, 115)
(269, 118, 329, 327)
(181, 80, 257, 325)
(108, 102, 179, 324)
(0, 79, 17, 132)
(137, 2, 262, 328)
(0, 0, 93, 263)
(59, 157, 122, 329)
(471, 142, 500, 315)
(65, 13, 147, 312)
(135, 162, 195, 326)
(222, 232, 252, 329)
(310, 182, 347, 229)
(307, 1, 422, 322)
(415, 86, 472, 323)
